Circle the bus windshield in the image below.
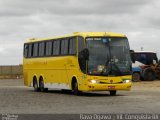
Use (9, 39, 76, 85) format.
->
(86, 37, 132, 76)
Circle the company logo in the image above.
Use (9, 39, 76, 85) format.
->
(110, 80, 113, 83)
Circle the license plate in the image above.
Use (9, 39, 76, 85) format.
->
(108, 86, 115, 89)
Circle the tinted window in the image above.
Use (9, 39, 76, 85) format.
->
(53, 40, 60, 55)
(69, 37, 76, 55)
(78, 36, 85, 52)
(24, 44, 28, 58)
(46, 41, 52, 56)
(135, 53, 158, 65)
(28, 44, 33, 57)
(135, 53, 147, 65)
(147, 53, 158, 64)
(39, 42, 45, 57)
(33, 43, 38, 57)
(61, 39, 69, 55)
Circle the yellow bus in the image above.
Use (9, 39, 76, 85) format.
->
(23, 32, 132, 95)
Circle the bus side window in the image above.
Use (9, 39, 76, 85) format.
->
(24, 44, 29, 58)
(39, 42, 45, 57)
(46, 41, 52, 56)
(53, 40, 60, 55)
(61, 39, 69, 55)
(33, 43, 38, 57)
(78, 36, 85, 52)
(78, 36, 86, 73)
(69, 37, 76, 55)
(28, 44, 33, 58)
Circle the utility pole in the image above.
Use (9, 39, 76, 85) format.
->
(141, 47, 143, 51)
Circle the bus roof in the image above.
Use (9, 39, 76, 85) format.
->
(25, 32, 126, 43)
(134, 51, 156, 54)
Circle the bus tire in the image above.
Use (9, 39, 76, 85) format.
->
(39, 77, 45, 92)
(72, 80, 81, 96)
(132, 72, 141, 82)
(33, 77, 39, 92)
(109, 90, 117, 96)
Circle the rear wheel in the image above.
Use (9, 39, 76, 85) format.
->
(109, 90, 117, 96)
(33, 78, 39, 92)
(143, 68, 156, 81)
(132, 72, 141, 82)
(39, 77, 45, 92)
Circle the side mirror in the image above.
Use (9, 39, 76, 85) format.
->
(130, 50, 135, 63)
(78, 48, 89, 61)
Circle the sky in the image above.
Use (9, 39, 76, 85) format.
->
(0, 0, 160, 65)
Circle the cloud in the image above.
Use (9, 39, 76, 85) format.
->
(0, 0, 153, 17)
(0, 0, 160, 65)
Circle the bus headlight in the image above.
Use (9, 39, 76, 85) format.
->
(123, 80, 131, 83)
(89, 80, 99, 84)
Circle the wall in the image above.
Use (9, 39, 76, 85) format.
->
(0, 65, 23, 78)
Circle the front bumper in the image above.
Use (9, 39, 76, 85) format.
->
(86, 82, 132, 91)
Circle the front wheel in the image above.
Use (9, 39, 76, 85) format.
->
(132, 72, 141, 82)
(109, 90, 117, 96)
(73, 81, 81, 96)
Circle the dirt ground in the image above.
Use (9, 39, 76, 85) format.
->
(0, 79, 160, 114)
(133, 80, 160, 90)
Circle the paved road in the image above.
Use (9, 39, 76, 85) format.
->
(0, 79, 160, 114)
